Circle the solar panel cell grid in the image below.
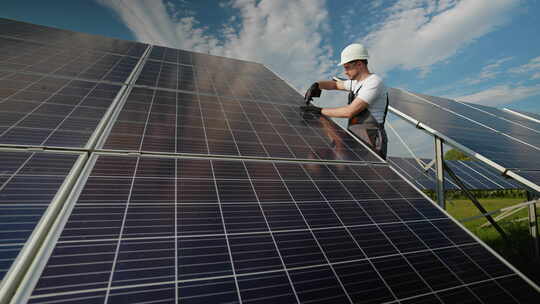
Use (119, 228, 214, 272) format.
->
(102, 87, 380, 161)
(0, 151, 79, 285)
(0, 18, 147, 57)
(0, 72, 122, 147)
(25, 154, 536, 303)
(0, 37, 142, 84)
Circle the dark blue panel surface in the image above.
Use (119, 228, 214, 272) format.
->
(0, 72, 122, 147)
(0, 150, 78, 285)
(26, 154, 539, 303)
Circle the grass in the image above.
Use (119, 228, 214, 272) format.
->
(444, 197, 540, 284)
(446, 197, 528, 231)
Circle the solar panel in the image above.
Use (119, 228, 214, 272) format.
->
(99, 87, 381, 162)
(0, 71, 123, 148)
(14, 154, 539, 303)
(0, 149, 82, 295)
(388, 157, 521, 191)
(389, 88, 540, 188)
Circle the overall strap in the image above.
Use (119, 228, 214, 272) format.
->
(381, 92, 389, 126)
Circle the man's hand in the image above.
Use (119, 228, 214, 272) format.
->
(304, 82, 321, 105)
(300, 104, 322, 115)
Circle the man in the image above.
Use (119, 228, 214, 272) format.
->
(301, 43, 389, 159)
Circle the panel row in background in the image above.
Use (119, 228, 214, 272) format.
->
(501, 108, 540, 181)
(0, 149, 83, 287)
(0, 19, 147, 84)
(504, 108, 540, 122)
(389, 88, 540, 179)
(17, 153, 539, 304)
(100, 87, 381, 162)
(388, 157, 521, 191)
(0, 71, 123, 148)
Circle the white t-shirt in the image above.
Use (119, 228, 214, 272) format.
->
(344, 74, 387, 124)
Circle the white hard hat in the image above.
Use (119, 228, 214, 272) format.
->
(338, 43, 369, 66)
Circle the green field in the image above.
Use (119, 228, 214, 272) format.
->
(444, 197, 540, 284)
(446, 197, 528, 232)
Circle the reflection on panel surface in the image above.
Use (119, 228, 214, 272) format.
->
(137, 50, 301, 104)
(0, 19, 147, 83)
(102, 87, 380, 162)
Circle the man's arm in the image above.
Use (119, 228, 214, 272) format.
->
(300, 79, 359, 115)
(321, 97, 369, 118)
(316, 80, 349, 91)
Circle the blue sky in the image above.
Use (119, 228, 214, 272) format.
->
(2, 0, 539, 157)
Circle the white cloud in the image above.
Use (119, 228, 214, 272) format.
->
(370, 0, 385, 10)
(456, 84, 540, 106)
(465, 56, 513, 85)
(509, 56, 540, 78)
(98, 0, 521, 90)
(98, 0, 336, 92)
(362, 0, 519, 75)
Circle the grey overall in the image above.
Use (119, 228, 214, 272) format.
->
(347, 86, 389, 160)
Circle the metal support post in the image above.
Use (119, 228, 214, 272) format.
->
(434, 136, 445, 209)
(527, 192, 539, 258)
(444, 162, 509, 242)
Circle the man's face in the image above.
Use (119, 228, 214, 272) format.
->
(343, 61, 360, 79)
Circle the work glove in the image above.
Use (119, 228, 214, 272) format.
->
(300, 104, 322, 115)
(304, 82, 321, 105)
